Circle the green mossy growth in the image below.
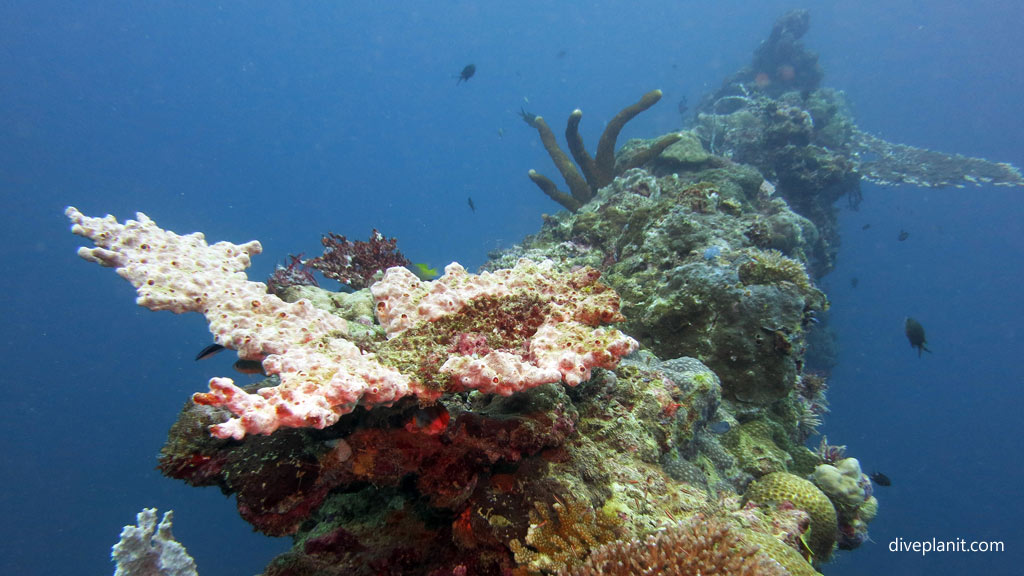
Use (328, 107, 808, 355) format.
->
(721, 419, 793, 477)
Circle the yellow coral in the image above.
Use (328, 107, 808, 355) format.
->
(860, 496, 878, 523)
(741, 529, 822, 576)
(744, 472, 837, 562)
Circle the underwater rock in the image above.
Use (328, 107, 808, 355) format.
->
(649, 130, 716, 171)
(488, 164, 826, 407)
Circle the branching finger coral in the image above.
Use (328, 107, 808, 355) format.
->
(560, 515, 788, 576)
(510, 496, 621, 575)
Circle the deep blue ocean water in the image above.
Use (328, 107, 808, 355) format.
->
(2, 2, 1021, 574)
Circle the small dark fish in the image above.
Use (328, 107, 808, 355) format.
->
(456, 63, 476, 84)
(898, 229, 909, 241)
(556, 49, 567, 59)
(468, 197, 476, 212)
(850, 277, 859, 288)
(195, 343, 225, 361)
(677, 96, 688, 116)
(904, 317, 931, 357)
(862, 223, 871, 230)
(869, 472, 891, 486)
(233, 359, 266, 376)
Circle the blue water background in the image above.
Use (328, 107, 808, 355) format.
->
(2, 2, 1022, 574)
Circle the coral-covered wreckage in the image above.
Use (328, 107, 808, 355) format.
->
(74, 11, 1021, 576)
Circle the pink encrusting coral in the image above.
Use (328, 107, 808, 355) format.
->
(371, 262, 638, 394)
(67, 208, 638, 440)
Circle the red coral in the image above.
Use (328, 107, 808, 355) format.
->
(310, 230, 410, 289)
(267, 253, 319, 296)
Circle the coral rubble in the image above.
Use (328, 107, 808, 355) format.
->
(111, 508, 197, 576)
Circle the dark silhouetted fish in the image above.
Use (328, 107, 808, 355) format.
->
(898, 229, 909, 241)
(904, 317, 931, 357)
(850, 277, 859, 288)
(456, 64, 476, 84)
(870, 472, 891, 486)
(468, 197, 475, 212)
(195, 343, 225, 361)
(233, 359, 266, 376)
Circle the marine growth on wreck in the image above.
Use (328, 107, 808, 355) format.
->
(88, 10, 1023, 576)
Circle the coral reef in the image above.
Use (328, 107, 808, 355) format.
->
(71, 12, 1008, 576)
(111, 508, 197, 576)
(73, 202, 833, 576)
(155, 343, 826, 576)
(523, 90, 681, 211)
(67, 208, 636, 439)
(487, 163, 826, 407)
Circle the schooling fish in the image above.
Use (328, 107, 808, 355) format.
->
(869, 472, 891, 487)
(456, 63, 476, 84)
(468, 196, 476, 212)
(904, 317, 931, 357)
(898, 229, 909, 241)
(195, 343, 225, 361)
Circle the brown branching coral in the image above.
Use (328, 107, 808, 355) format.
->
(523, 90, 682, 212)
(560, 515, 788, 576)
(510, 496, 622, 575)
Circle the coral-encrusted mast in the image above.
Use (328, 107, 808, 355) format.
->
(66, 207, 638, 440)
